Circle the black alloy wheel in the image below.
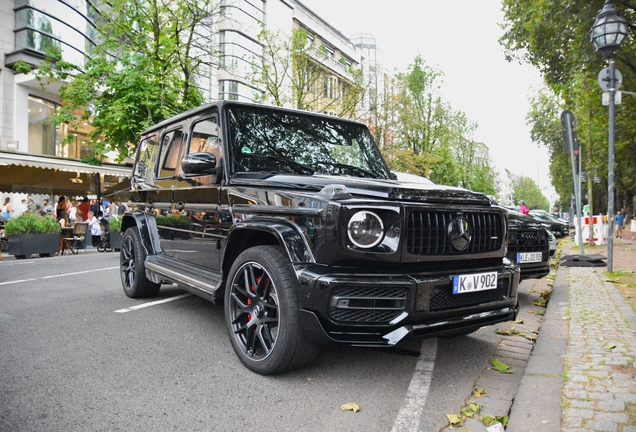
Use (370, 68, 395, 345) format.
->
(225, 245, 320, 375)
(120, 227, 160, 298)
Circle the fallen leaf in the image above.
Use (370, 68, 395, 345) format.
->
(447, 413, 464, 426)
(514, 318, 524, 324)
(491, 358, 513, 373)
(340, 402, 360, 413)
(495, 327, 515, 335)
(460, 407, 474, 418)
(607, 344, 617, 350)
(480, 414, 509, 427)
(468, 402, 480, 413)
(472, 388, 486, 397)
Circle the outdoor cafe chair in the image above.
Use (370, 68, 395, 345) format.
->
(64, 223, 88, 254)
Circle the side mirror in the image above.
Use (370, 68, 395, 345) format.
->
(182, 152, 217, 175)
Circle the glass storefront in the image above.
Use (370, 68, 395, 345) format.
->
(28, 96, 93, 158)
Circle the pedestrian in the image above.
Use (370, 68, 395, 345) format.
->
(615, 208, 625, 238)
(1, 197, 13, 220)
(519, 200, 529, 215)
(68, 201, 77, 223)
(41, 199, 54, 215)
(86, 210, 103, 246)
(56, 196, 66, 220)
(630, 214, 636, 240)
(78, 197, 90, 221)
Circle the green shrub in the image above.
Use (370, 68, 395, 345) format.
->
(4, 213, 61, 235)
(109, 215, 122, 232)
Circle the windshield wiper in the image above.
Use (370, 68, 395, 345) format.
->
(244, 154, 315, 175)
(316, 161, 381, 179)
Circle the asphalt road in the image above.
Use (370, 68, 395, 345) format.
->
(0, 252, 522, 431)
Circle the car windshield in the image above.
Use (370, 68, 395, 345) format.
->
(226, 106, 390, 179)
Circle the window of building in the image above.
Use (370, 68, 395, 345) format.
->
(219, 80, 260, 102)
(14, 0, 96, 68)
(219, 30, 262, 74)
(220, 0, 264, 26)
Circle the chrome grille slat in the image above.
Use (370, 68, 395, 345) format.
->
(406, 210, 503, 256)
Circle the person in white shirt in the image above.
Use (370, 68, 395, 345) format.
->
(87, 211, 103, 246)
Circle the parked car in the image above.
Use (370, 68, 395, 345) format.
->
(529, 212, 569, 238)
(547, 229, 557, 256)
(119, 101, 520, 375)
(506, 210, 551, 280)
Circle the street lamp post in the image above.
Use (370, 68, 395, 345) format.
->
(590, 0, 628, 272)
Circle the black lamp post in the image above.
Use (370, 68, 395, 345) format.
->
(590, 0, 628, 272)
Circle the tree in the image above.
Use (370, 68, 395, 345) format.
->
(249, 28, 365, 119)
(17, 0, 222, 162)
(508, 173, 550, 211)
(501, 0, 636, 216)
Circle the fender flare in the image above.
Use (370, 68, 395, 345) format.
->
(120, 211, 162, 256)
(227, 219, 316, 265)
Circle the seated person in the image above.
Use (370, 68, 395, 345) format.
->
(86, 211, 103, 246)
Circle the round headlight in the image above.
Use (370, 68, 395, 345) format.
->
(347, 211, 384, 248)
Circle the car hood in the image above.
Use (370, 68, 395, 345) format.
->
(229, 173, 492, 205)
(506, 210, 546, 231)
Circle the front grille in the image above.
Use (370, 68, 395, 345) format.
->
(508, 229, 549, 261)
(406, 211, 503, 255)
(429, 279, 509, 312)
(328, 287, 407, 324)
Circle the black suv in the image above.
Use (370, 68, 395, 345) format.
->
(506, 211, 550, 280)
(119, 101, 520, 374)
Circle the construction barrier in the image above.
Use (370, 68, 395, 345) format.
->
(574, 214, 608, 246)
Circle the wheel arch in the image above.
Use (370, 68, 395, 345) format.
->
(220, 220, 315, 296)
(121, 211, 162, 256)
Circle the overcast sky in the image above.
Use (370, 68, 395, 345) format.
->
(301, 0, 554, 201)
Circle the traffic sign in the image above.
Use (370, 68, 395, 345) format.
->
(598, 67, 622, 91)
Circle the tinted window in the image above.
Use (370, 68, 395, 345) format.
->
(227, 107, 389, 179)
(158, 129, 184, 178)
(133, 136, 160, 180)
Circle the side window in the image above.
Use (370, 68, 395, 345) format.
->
(158, 129, 184, 178)
(133, 135, 160, 180)
(188, 116, 220, 158)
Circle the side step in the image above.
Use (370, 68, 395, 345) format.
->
(145, 255, 223, 300)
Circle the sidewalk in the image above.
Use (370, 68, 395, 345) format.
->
(509, 237, 636, 432)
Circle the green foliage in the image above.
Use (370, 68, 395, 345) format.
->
(380, 55, 497, 194)
(502, 0, 636, 214)
(109, 216, 122, 233)
(22, 0, 218, 162)
(4, 213, 61, 235)
(508, 171, 550, 211)
(249, 28, 365, 119)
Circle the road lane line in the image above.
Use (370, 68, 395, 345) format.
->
(0, 266, 119, 286)
(114, 293, 193, 313)
(391, 338, 438, 432)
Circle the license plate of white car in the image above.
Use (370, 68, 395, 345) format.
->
(452, 272, 498, 294)
(517, 252, 542, 263)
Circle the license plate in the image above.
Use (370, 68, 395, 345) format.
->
(453, 272, 498, 294)
(517, 252, 543, 263)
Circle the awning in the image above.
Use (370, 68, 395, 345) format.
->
(0, 150, 132, 196)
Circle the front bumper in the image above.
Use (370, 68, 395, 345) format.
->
(296, 261, 520, 346)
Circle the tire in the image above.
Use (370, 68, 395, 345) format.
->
(120, 227, 160, 298)
(39, 253, 52, 258)
(14, 255, 29, 259)
(225, 245, 320, 375)
(97, 243, 105, 253)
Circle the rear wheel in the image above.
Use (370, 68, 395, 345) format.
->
(225, 245, 320, 375)
(120, 227, 160, 298)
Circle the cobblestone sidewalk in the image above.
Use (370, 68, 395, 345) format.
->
(562, 241, 636, 432)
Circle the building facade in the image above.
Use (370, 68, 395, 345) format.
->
(0, 0, 369, 202)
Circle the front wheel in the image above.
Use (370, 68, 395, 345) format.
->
(225, 245, 320, 375)
(120, 227, 160, 298)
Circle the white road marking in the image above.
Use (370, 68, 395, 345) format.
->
(0, 266, 119, 286)
(115, 293, 193, 313)
(391, 338, 438, 432)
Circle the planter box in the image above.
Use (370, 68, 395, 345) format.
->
(8, 233, 60, 258)
(110, 231, 122, 251)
